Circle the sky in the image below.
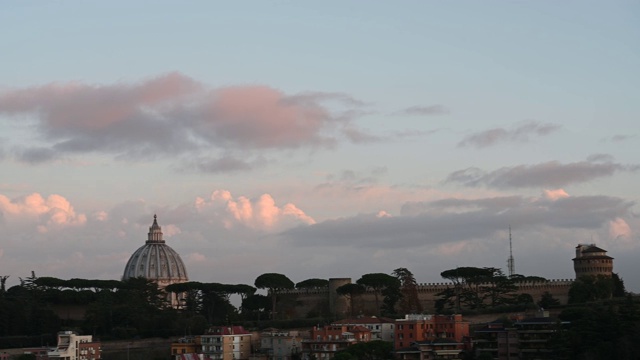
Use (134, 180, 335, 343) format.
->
(1, 1, 639, 293)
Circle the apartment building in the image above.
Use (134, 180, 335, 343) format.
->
(257, 328, 302, 360)
(332, 316, 395, 342)
(200, 326, 252, 360)
(302, 325, 372, 360)
(394, 314, 469, 349)
(48, 331, 101, 360)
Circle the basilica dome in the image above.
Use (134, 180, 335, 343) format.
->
(122, 215, 189, 287)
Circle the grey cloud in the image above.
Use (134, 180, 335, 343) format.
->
(283, 194, 633, 249)
(445, 157, 639, 189)
(586, 154, 614, 163)
(180, 155, 260, 174)
(283, 91, 368, 108)
(321, 167, 388, 188)
(402, 196, 525, 216)
(0, 73, 369, 170)
(341, 126, 382, 143)
(610, 134, 636, 142)
(397, 105, 449, 116)
(13, 147, 59, 164)
(458, 120, 561, 148)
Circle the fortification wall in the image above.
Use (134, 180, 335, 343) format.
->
(282, 279, 573, 318)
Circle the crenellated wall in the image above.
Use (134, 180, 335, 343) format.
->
(281, 279, 573, 318)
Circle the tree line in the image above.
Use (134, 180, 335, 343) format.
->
(0, 265, 630, 349)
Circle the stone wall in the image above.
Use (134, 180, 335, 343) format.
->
(282, 279, 573, 318)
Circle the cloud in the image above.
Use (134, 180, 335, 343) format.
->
(609, 218, 631, 240)
(0, 193, 87, 230)
(283, 193, 635, 251)
(542, 189, 570, 201)
(197, 190, 316, 230)
(458, 120, 561, 148)
(93, 211, 108, 221)
(608, 134, 636, 142)
(0, 73, 369, 168)
(178, 155, 261, 173)
(186, 252, 207, 263)
(445, 157, 640, 189)
(396, 105, 449, 116)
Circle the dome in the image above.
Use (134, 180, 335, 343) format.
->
(122, 215, 189, 285)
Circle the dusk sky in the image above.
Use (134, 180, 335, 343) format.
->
(1, 2, 639, 292)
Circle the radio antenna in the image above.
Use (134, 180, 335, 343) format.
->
(507, 225, 515, 277)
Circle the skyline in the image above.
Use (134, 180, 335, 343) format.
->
(1, 2, 639, 291)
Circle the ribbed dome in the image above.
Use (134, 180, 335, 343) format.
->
(122, 215, 189, 283)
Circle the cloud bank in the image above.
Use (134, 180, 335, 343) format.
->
(446, 156, 640, 189)
(458, 120, 561, 148)
(0, 73, 369, 170)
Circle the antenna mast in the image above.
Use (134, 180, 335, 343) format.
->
(507, 225, 515, 277)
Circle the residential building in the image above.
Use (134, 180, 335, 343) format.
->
(48, 331, 101, 360)
(332, 316, 395, 342)
(302, 325, 372, 360)
(395, 338, 466, 360)
(473, 311, 569, 360)
(257, 328, 302, 360)
(394, 314, 469, 349)
(23, 347, 51, 360)
(200, 326, 252, 360)
(474, 320, 519, 360)
(171, 337, 199, 358)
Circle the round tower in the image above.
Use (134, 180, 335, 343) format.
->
(573, 244, 613, 279)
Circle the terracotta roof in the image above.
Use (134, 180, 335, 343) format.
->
(206, 326, 251, 335)
(333, 316, 395, 324)
(349, 325, 371, 333)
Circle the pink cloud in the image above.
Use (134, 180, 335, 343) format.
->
(187, 252, 207, 263)
(198, 190, 316, 230)
(609, 218, 631, 239)
(542, 189, 570, 201)
(0, 72, 200, 130)
(0, 192, 86, 229)
(0, 73, 367, 166)
(203, 86, 335, 148)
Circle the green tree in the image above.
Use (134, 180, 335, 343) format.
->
(481, 270, 517, 307)
(568, 275, 614, 304)
(334, 340, 393, 360)
(437, 267, 519, 310)
(242, 294, 270, 321)
(381, 282, 402, 317)
(296, 278, 329, 289)
(336, 283, 366, 317)
(254, 273, 294, 319)
(537, 291, 560, 309)
(357, 273, 400, 316)
(393, 268, 422, 314)
(612, 273, 626, 297)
